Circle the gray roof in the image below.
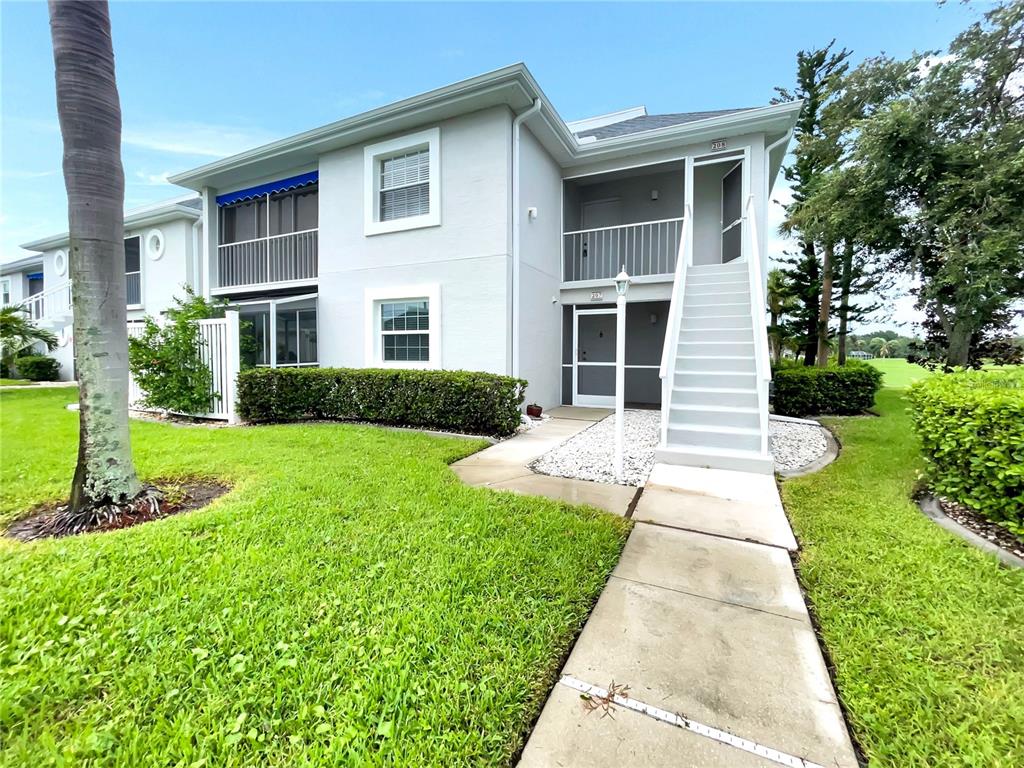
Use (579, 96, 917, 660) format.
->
(179, 197, 202, 211)
(574, 108, 758, 140)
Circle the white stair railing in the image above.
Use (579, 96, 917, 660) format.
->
(18, 281, 72, 322)
(657, 205, 692, 446)
(744, 196, 771, 457)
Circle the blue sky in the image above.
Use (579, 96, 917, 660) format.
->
(0, 1, 985, 328)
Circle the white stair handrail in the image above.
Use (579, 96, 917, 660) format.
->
(658, 205, 692, 445)
(17, 280, 72, 322)
(744, 196, 771, 457)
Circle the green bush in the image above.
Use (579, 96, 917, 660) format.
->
(237, 367, 527, 436)
(14, 355, 61, 382)
(772, 361, 883, 417)
(908, 368, 1024, 533)
(128, 288, 225, 415)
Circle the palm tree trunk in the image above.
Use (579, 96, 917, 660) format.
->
(49, 0, 149, 520)
(836, 242, 853, 366)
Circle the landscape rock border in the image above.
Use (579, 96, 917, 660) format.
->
(775, 421, 840, 478)
(918, 494, 1024, 569)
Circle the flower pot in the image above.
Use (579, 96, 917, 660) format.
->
(526, 404, 543, 418)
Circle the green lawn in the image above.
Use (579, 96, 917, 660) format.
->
(0, 388, 630, 766)
(781, 389, 1024, 767)
(866, 357, 930, 388)
(0, 378, 32, 387)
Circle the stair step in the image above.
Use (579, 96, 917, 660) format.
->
(686, 292, 749, 306)
(654, 444, 774, 474)
(686, 280, 750, 294)
(678, 328, 752, 343)
(676, 355, 756, 373)
(687, 271, 749, 285)
(677, 341, 754, 356)
(689, 262, 747, 275)
(683, 303, 750, 318)
(681, 315, 752, 329)
(674, 370, 757, 389)
(672, 386, 760, 408)
(670, 403, 760, 429)
(667, 424, 762, 452)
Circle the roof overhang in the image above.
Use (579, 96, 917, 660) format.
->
(19, 197, 201, 253)
(168, 62, 801, 191)
(0, 255, 44, 275)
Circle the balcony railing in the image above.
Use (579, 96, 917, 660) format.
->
(126, 272, 141, 306)
(217, 229, 318, 290)
(563, 217, 684, 283)
(17, 281, 72, 322)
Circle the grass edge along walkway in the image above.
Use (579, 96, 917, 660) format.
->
(780, 388, 1023, 767)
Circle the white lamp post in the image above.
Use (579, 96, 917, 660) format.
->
(613, 267, 631, 483)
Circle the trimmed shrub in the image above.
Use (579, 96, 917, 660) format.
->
(908, 368, 1024, 533)
(772, 361, 883, 417)
(14, 355, 61, 382)
(236, 367, 527, 437)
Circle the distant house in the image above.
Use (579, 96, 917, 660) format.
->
(849, 350, 874, 360)
(8, 63, 799, 473)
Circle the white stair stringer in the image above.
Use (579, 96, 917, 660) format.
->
(656, 260, 774, 474)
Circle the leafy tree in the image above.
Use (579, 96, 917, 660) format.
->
(47, 0, 160, 533)
(840, 0, 1024, 367)
(774, 41, 851, 366)
(766, 268, 798, 365)
(128, 288, 226, 415)
(0, 305, 58, 375)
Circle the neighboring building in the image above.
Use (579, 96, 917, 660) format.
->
(848, 350, 874, 360)
(10, 63, 799, 473)
(7, 196, 203, 380)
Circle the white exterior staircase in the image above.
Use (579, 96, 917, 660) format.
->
(656, 200, 774, 474)
(17, 281, 73, 329)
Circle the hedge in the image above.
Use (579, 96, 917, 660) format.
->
(772, 360, 883, 417)
(908, 368, 1024, 533)
(14, 355, 61, 382)
(236, 367, 527, 437)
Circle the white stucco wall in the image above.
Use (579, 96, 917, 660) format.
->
(516, 125, 563, 408)
(315, 105, 513, 373)
(124, 217, 195, 320)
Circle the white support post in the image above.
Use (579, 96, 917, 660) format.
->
(613, 266, 631, 483)
(224, 310, 241, 425)
(268, 300, 277, 368)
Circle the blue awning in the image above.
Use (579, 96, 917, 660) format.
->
(216, 171, 318, 206)
(27, 272, 43, 280)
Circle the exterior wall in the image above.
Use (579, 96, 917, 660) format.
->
(516, 125, 563, 408)
(567, 169, 685, 231)
(124, 217, 195, 320)
(1, 268, 35, 305)
(316, 105, 513, 373)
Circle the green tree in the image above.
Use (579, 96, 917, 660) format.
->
(766, 268, 797, 365)
(0, 305, 58, 375)
(48, 0, 160, 533)
(774, 41, 851, 366)
(841, 1, 1024, 367)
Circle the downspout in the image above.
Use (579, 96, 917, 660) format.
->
(511, 98, 542, 379)
(761, 128, 793, 290)
(191, 217, 202, 296)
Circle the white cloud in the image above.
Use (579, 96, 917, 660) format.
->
(122, 121, 276, 158)
(1, 169, 56, 180)
(131, 170, 173, 186)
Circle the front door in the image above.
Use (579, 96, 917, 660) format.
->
(721, 162, 743, 263)
(574, 308, 617, 407)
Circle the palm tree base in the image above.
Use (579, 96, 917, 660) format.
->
(20, 486, 165, 540)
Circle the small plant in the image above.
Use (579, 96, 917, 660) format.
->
(14, 355, 61, 382)
(128, 287, 227, 415)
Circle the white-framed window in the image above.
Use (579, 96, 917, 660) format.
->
(364, 284, 440, 368)
(1, 278, 10, 306)
(363, 128, 440, 236)
(125, 235, 142, 308)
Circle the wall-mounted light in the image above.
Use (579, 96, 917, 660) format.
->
(650, 313, 658, 325)
(527, 207, 538, 220)
(650, 190, 659, 201)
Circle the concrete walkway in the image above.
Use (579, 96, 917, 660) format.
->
(453, 411, 857, 767)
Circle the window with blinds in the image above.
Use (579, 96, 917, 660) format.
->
(379, 148, 430, 221)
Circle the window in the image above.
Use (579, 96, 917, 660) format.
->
(125, 236, 142, 306)
(381, 300, 429, 362)
(1, 278, 10, 305)
(220, 185, 318, 244)
(27, 273, 44, 296)
(364, 128, 440, 235)
(239, 307, 317, 368)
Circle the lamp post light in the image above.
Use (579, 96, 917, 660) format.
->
(613, 267, 631, 483)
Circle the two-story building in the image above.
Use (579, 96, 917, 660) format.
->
(13, 64, 799, 473)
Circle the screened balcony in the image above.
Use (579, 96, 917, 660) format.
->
(562, 163, 685, 284)
(215, 173, 319, 291)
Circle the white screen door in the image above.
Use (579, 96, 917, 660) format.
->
(574, 308, 617, 407)
(721, 162, 743, 263)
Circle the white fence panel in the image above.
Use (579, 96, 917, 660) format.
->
(127, 311, 239, 423)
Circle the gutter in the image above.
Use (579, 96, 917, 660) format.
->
(191, 217, 203, 296)
(511, 98, 542, 379)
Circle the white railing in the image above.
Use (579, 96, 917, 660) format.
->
(745, 196, 771, 457)
(657, 206, 692, 445)
(217, 229, 318, 289)
(18, 281, 72, 322)
(128, 311, 240, 423)
(126, 272, 141, 306)
(563, 217, 684, 283)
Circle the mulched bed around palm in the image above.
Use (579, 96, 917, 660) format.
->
(938, 496, 1024, 562)
(5, 479, 229, 542)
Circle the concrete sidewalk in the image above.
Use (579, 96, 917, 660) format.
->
(452, 412, 857, 767)
(518, 465, 857, 768)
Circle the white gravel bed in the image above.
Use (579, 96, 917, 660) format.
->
(769, 418, 828, 471)
(531, 410, 660, 486)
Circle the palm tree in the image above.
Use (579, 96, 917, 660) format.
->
(0, 306, 58, 374)
(766, 269, 797, 366)
(878, 339, 895, 358)
(47, 0, 159, 534)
